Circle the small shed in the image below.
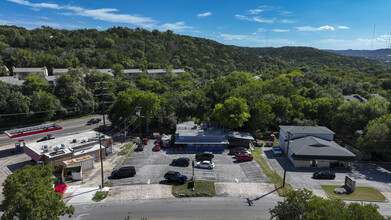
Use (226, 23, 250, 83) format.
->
(62, 155, 94, 181)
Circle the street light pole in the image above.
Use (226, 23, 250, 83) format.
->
(282, 131, 291, 188)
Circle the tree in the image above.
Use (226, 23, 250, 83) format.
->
(358, 114, 391, 154)
(212, 97, 250, 129)
(270, 189, 386, 220)
(0, 165, 74, 220)
(112, 63, 124, 79)
(29, 91, 63, 121)
(246, 100, 275, 131)
(23, 73, 49, 96)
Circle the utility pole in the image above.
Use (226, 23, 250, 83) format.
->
(282, 131, 291, 188)
(100, 81, 106, 126)
(136, 107, 141, 138)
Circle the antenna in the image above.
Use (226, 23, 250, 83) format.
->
(371, 24, 376, 50)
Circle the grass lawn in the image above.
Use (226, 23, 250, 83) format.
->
(322, 185, 386, 202)
(172, 180, 216, 197)
(118, 143, 133, 156)
(253, 147, 293, 196)
(92, 191, 109, 202)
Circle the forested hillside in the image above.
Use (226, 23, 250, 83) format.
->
(328, 48, 391, 63)
(0, 26, 390, 154)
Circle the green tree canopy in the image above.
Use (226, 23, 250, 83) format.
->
(212, 96, 250, 129)
(23, 73, 49, 96)
(358, 113, 391, 154)
(0, 165, 74, 220)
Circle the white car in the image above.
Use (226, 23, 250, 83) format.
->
(196, 161, 215, 169)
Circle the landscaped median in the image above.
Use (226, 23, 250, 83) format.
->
(92, 190, 109, 202)
(252, 147, 293, 196)
(172, 180, 216, 197)
(321, 185, 387, 202)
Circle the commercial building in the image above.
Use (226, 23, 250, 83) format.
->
(23, 131, 112, 171)
(279, 126, 356, 168)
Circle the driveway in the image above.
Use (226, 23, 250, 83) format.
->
(110, 140, 269, 186)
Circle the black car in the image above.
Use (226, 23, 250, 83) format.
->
(135, 144, 144, 151)
(312, 171, 336, 179)
(171, 157, 190, 167)
(195, 152, 214, 161)
(87, 118, 101, 125)
(228, 147, 247, 155)
(164, 171, 187, 183)
(36, 135, 55, 142)
(111, 166, 136, 179)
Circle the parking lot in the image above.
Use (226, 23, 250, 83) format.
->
(110, 140, 269, 186)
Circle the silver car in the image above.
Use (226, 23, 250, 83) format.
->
(195, 161, 215, 169)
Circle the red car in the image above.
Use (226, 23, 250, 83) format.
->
(142, 138, 149, 144)
(154, 145, 161, 151)
(54, 184, 67, 194)
(236, 154, 253, 162)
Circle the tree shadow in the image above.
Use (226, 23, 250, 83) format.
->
(7, 160, 36, 173)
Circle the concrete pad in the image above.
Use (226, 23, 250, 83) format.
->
(65, 186, 109, 204)
(215, 182, 279, 199)
(106, 184, 175, 201)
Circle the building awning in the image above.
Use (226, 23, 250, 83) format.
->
(4, 123, 62, 139)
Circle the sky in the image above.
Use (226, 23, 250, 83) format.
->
(1, 0, 391, 50)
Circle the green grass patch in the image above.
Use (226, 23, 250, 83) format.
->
(252, 147, 293, 196)
(92, 191, 109, 202)
(115, 143, 135, 170)
(321, 185, 386, 202)
(172, 180, 216, 197)
(118, 143, 133, 156)
(104, 180, 113, 187)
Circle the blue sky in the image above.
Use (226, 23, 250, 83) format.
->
(1, 0, 391, 50)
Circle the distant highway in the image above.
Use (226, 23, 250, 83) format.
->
(0, 116, 106, 147)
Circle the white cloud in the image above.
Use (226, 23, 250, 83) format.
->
(253, 16, 275, 23)
(159, 22, 192, 31)
(315, 35, 389, 49)
(337, 26, 349, 30)
(7, 0, 157, 28)
(273, 29, 289, 32)
(235, 14, 251, 21)
(257, 28, 266, 32)
(0, 18, 81, 29)
(281, 19, 296, 24)
(295, 25, 335, 32)
(197, 12, 212, 17)
(318, 25, 335, 31)
(41, 16, 49, 20)
(249, 9, 263, 15)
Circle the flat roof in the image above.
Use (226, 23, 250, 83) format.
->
(124, 69, 143, 74)
(13, 67, 46, 72)
(0, 76, 24, 86)
(227, 131, 254, 140)
(4, 123, 62, 139)
(25, 131, 109, 159)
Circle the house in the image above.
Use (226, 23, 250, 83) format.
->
(44, 75, 56, 85)
(52, 68, 69, 76)
(23, 131, 112, 171)
(0, 75, 25, 86)
(170, 69, 186, 74)
(175, 121, 228, 152)
(279, 126, 356, 168)
(344, 94, 368, 103)
(123, 69, 143, 79)
(147, 69, 166, 76)
(12, 67, 48, 79)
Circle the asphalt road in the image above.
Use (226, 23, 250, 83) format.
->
(61, 197, 281, 220)
(0, 116, 106, 147)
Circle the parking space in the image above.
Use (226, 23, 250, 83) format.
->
(110, 140, 269, 186)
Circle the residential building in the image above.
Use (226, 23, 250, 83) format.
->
(12, 67, 48, 79)
(0, 75, 25, 86)
(44, 75, 56, 85)
(175, 121, 228, 152)
(344, 94, 368, 103)
(23, 131, 112, 171)
(147, 69, 166, 76)
(52, 68, 69, 76)
(123, 69, 143, 79)
(170, 69, 186, 74)
(279, 125, 356, 168)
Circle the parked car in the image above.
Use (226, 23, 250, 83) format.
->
(36, 135, 55, 143)
(142, 138, 149, 144)
(196, 160, 215, 169)
(111, 166, 136, 179)
(135, 144, 144, 151)
(234, 150, 251, 157)
(228, 147, 247, 155)
(164, 171, 187, 183)
(312, 171, 336, 179)
(272, 146, 283, 156)
(153, 144, 161, 151)
(195, 152, 214, 161)
(236, 153, 254, 162)
(54, 184, 67, 194)
(87, 117, 101, 125)
(171, 157, 190, 167)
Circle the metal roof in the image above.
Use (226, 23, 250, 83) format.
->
(53, 68, 69, 74)
(171, 69, 186, 74)
(147, 69, 166, 74)
(124, 69, 143, 74)
(279, 125, 335, 135)
(13, 67, 46, 72)
(0, 76, 24, 86)
(226, 131, 254, 140)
